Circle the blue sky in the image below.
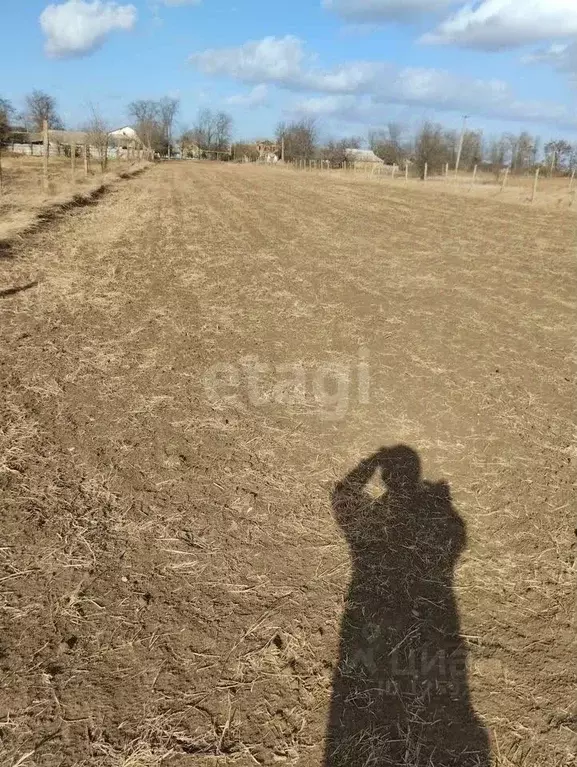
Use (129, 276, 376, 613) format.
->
(1, 0, 576, 143)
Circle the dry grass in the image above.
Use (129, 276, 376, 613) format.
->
(0, 162, 575, 766)
(277, 162, 577, 209)
(0, 153, 148, 247)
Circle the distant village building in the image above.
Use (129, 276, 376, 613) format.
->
(345, 148, 384, 170)
(180, 139, 201, 159)
(6, 129, 87, 156)
(108, 126, 140, 145)
(4, 126, 143, 158)
(256, 141, 279, 163)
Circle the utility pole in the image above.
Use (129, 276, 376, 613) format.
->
(455, 114, 469, 177)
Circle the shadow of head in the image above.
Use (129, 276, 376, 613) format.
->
(375, 444, 421, 493)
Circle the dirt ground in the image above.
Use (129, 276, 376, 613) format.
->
(1, 162, 575, 766)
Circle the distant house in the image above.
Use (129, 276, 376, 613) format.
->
(5, 126, 143, 158)
(6, 129, 88, 156)
(180, 138, 201, 159)
(345, 148, 384, 169)
(108, 126, 142, 148)
(256, 141, 279, 163)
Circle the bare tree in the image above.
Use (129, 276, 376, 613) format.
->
(369, 123, 406, 165)
(127, 99, 162, 154)
(489, 135, 507, 177)
(276, 118, 317, 162)
(214, 111, 233, 152)
(514, 132, 536, 173)
(323, 136, 361, 167)
(413, 122, 449, 178)
(459, 130, 483, 171)
(504, 133, 519, 171)
(83, 106, 111, 172)
(544, 139, 573, 174)
(191, 108, 215, 152)
(442, 129, 459, 168)
(25, 90, 63, 131)
(531, 136, 541, 167)
(0, 97, 14, 142)
(487, 131, 537, 176)
(158, 96, 179, 157)
(188, 109, 233, 156)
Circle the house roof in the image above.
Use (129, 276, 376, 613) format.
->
(25, 127, 143, 147)
(50, 130, 88, 144)
(345, 148, 383, 163)
(109, 125, 135, 134)
(109, 126, 140, 140)
(28, 130, 88, 144)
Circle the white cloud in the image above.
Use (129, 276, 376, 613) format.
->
(523, 42, 577, 84)
(422, 0, 577, 50)
(386, 68, 508, 111)
(191, 35, 577, 130)
(323, 0, 452, 22)
(294, 68, 577, 130)
(384, 67, 577, 126)
(292, 94, 360, 118)
(190, 36, 385, 93)
(294, 87, 577, 130)
(226, 84, 269, 107)
(40, 0, 136, 58)
(191, 36, 305, 85)
(159, 0, 201, 5)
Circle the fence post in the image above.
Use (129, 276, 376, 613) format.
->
(42, 119, 49, 193)
(391, 165, 396, 180)
(500, 167, 509, 192)
(570, 169, 575, 191)
(472, 164, 478, 185)
(84, 143, 89, 177)
(423, 162, 428, 182)
(531, 167, 540, 203)
(405, 163, 409, 182)
(71, 142, 76, 181)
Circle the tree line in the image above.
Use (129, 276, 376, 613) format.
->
(1, 90, 64, 138)
(0, 91, 234, 160)
(2, 90, 575, 175)
(270, 118, 577, 176)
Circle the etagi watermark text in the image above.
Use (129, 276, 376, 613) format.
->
(203, 348, 370, 421)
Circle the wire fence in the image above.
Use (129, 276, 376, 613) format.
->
(262, 157, 577, 208)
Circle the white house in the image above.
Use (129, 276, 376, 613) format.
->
(108, 126, 140, 143)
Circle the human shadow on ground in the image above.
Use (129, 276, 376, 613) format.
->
(324, 445, 490, 766)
